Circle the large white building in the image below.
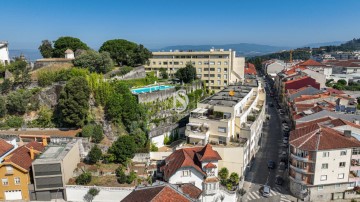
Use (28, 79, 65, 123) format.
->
(145, 49, 245, 90)
(185, 76, 266, 177)
(0, 41, 10, 65)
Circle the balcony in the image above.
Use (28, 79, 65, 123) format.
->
(289, 173, 312, 185)
(185, 122, 209, 140)
(289, 164, 314, 175)
(351, 159, 360, 171)
(349, 171, 360, 182)
(290, 153, 314, 163)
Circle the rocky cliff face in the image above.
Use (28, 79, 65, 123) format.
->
(37, 83, 65, 108)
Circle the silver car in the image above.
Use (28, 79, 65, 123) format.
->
(262, 185, 271, 197)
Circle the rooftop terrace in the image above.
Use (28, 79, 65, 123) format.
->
(33, 138, 78, 163)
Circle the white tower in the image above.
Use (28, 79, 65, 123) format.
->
(64, 49, 75, 59)
(0, 41, 10, 65)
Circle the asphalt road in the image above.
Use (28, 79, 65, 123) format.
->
(243, 79, 294, 202)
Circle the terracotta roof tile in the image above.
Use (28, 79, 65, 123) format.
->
(178, 183, 202, 199)
(204, 162, 217, 169)
(299, 59, 325, 67)
(334, 61, 360, 67)
(290, 126, 360, 151)
(326, 88, 345, 95)
(121, 185, 191, 202)
(4, 141, 45, 171)
(196, 144, 222, 162)
(245, 63, 257, 75)
(0, 139, 14, 157)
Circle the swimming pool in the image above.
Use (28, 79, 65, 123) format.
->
(131, 85, 174, 94)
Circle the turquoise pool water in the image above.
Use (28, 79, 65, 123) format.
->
(131, 85, 174, 94)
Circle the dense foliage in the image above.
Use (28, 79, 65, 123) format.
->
(73, 50, 113, 73)
(56, 77, 90, 127)
(88, 145, 102, 164)
(38, 40, 53, 58)
(175, 64, 197, 83)
(81, 123, 104, 143)
(52, 36, 89, 58)
(99, 39, 151, 66)
(0, 96, 6, 118)
(159, 68, 168, 79)
(312, 38, 360, 54)
(6, 89, 38, 115)
(108, 135, 137, 164)
(76, 172, 92, 185)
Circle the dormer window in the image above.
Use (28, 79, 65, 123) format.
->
(182, 170, 190, 177)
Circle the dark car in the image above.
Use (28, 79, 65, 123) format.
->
(280, 158, 288, 166)
(267, 160, 276, 169)
(275, 175, 284, 185)
(269, 102, 274, 107)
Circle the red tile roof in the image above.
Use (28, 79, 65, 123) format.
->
(4, 141, 45, 171)
(161, 144, 221, 180)
(329, 119, 360, 130)
(0, 139, 14, 157)
(122, 185, 191, 202)
(178, 183, 202, 199)
(295, 117, 333, 129)
(204, 162, 217, 169)
(290, 126, 360, 151)
(284, 65, 307, 75)
(335, 61, 360, 67)
(326, 88, 345, 95)
(245, 63, 257, 75)
(299, 59, 325, 67)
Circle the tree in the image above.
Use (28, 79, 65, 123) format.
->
(159, 68, 168, 79)
(126, 171, 137, 184)
(8, 60, 31, 88)
(0, 79, 13, 94)
(5, 116, 24, 128)
(88, 145, 102, 164)
(82, 124, 95, 138)
(57, 77, 90, 127)
(337, 79, 347, 86)
(131, 128, 146, 148)
(229, 172, 240, 185)
(175, 63, 197, 83)
(73, 50, 113, 73)
(76, 172, 92, 185)
(6, 90, 33, 115)
(218, 167, 229, 181)
(38, 40, 53, 58)
(52, 36, 89, 58)
(108, 135, 137, 164)
(99, 39, 151, 66)
(92, 124, 104, 143)
(0, 96, 6, 118)
(115, 166, 127, 184)
(34, 106, 53, 128)
(84, 188, 100, 202)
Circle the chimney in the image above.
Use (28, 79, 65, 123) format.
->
(42, 136, 48, 146)
(30, 147, 35, 160)
(344, 130, 352, 138)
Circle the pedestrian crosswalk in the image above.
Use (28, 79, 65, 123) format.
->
(247, 189, 278, 200)
(280, 194, 292, 202)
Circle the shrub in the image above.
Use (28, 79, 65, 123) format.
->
(88, 145, 102, 164)
(76, 172, 92, 185)
(218, 167, 229, 181)
(126, 171, 137, 184)
(5, 116, 24, 128)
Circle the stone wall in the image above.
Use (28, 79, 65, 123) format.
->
(33, 58, 73, 71)
(135, 87, 176, 103)
(110, 66, 146, 80)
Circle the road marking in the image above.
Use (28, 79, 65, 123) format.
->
(270, 190, 277, 196)
(274, 186, 282, 192)
(247, 191, 261, 200)
(280, 195, 292, 202)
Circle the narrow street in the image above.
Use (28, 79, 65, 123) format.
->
(243, 78, 296, 202)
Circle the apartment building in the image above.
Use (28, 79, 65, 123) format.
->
(185, 76, 265, 176)
(0, 41, 10, 65)
(145, 49, 245, 90)
(289, 125, 360, 201)
(30, 138, 81, 201)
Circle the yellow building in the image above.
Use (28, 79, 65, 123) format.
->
(145, 49, 245, 90)
(0, 141, 45, 201)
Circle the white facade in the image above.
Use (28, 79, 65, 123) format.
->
(0, 41, 10, 65)
(168, 167, 205, 190)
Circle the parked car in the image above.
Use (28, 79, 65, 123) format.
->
(262, 185, 271, 197)
(283, 126, 290, 132)
(283, 139, 288, 144)
(278, 109, 285, 114)
(283, 136, 289, 141)
(280, 158, 288, 166)
(267, 160, 276, 169)
(282, 123, 289, 128)
(269, 102, 274, 107)
(275, 176, 284, 185)
(279, 162, 286, 171)
(283, 132, 290, 137)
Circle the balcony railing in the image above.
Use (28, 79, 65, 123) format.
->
(289, 164, 314, 174)
(289, 174, 312, 185)
(290, 153, 314, 163)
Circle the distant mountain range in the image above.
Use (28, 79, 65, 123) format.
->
(155, 43, 290, 56)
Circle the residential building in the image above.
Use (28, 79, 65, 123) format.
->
(244, 63, 257, 75)
(145, 49, 245, 90)
(185, 76, 265, 176)
(0, 141, 45, 201)
(30, 138, 81, 201)
(0, 41, 10, 65)
(289, 125, 360, 201)
(263, 59, 300, 79)
(121, 183, 199, 202)
(159, 144, 237, 202)
(331, 60, 360, 74)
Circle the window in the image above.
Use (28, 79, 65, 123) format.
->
(217, 68, 221, 72)
(174, 62, 179, 65)
(224, 62, 228, 65)
(204, 68, 209, 71)
(2, 178, 8, 186)
(335, 184, 341, 189)
(210, 68, 215, 71)
(14, 177, 20, 185)
(218, 127, 227, 133)
(210, 61, 215, 65)
(210, 80, 214, 84)
(224, 74, 227, 79)
(198, 68, 202, 73)
(158, 62, 161, 65)
(219, 136, 227, 144)
(349, 182, 356, 188)
(339, 162, 346, 168)
(217, 62, 221, 65)
(340, 151, 347, 156)
(320, 175, 327, 181)
(180, 62, 183, 65)
(163, 62, 168, 65)
(210, 74, 215, 77)
(353, 148, 360, 155)
(321, 163, 328, 169)
(323, 152, 329, 157)
(152, 62, 156, 65)
(192, 62, 195, 65)
(6, 166, 13, 172)
(217, 80, 221, 85)
(338, 173, 344, 179)
(198, 62, 202, 65)
(224, 80, 227, 85)
(169, 62, 172, 65)
(217, 74, 221, 79)
(197, 74, 202, 78)
(182, 170, 190, 177)
(224, 68, 228, 72)
(318, 186, 324, 190)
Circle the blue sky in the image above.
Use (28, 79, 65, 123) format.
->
(1, 0, 360, 50)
